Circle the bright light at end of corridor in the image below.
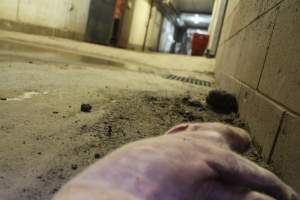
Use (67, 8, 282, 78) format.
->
(192, 14, 203, 24)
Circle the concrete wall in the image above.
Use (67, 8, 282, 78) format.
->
(118, 0, 162, 51)
(127, 0, 152, 50)
(0, 0, 91, 40)
(207, 0, 227, 56)
(118, 0, 135, 48)
(159, 17, 175, 53)
(144, 5, 163, 51)
(215, 0, 300, 192)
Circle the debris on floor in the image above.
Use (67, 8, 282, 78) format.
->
(71, 164, 78, 171)
(206, 90, 238, 114)
(94, 153, 102, 159)
(2, 91, 269, 200)
(80, 104, 92, 113)
(77, 92, 261, 162)
(3, 91, 45, 102)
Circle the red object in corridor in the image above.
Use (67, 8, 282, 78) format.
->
(191, 33, 209, 56)
(114, 0, 124, 19)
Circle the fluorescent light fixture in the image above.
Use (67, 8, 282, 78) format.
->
(192, 14, 202, 24)
(176, 18, 185, 26)
(179, 13, 211, 27)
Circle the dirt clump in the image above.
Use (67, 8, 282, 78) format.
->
(78, 92, 261, 164)
(206, 90, 238, 114)
(81, 104, 92, 112)
(71, 164, 78, 170)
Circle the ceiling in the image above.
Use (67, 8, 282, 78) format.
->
(173, 0, 214, 14)
(178, 13, 211, 29)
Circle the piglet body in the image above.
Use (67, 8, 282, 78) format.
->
(53, 123, 299, 200)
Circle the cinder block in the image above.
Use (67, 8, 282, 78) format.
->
(215, 72, 241, 96)
(218, 29, 245, 76)
(0, 0, 18, 21)
(239, 85, 284, 159)
(235, 7, 278, 88)
(215, 44, 225, 73)
(259, 0, 300, 114)
(262, 0, 284, 12)
(219, 11, 234, 44)
(271, 112, 300, 192)
(230, 0, 264, 36)
(18, 0, 64, 28)
(226, 0, 239, 17)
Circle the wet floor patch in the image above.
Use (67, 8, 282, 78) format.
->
(166, 74, 213, 87)
(2, 91, 48, 101)
(0, 39, 125, 68)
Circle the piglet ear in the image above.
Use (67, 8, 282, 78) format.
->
(166, 123, 189, 134)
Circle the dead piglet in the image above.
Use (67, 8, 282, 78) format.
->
(53, 123, 299, 200)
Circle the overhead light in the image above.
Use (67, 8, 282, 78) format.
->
(191, 14, 202, 24)
(180, 13, 211, 26)
(176, 18, 185, 26)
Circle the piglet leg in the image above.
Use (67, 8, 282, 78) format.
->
(207, 151, 299, 200)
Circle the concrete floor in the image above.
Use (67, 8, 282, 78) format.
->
(0, 31, 216, 200)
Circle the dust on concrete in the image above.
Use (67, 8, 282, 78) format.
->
(6, 91, 271, 200)
(0, 36, 267, 200)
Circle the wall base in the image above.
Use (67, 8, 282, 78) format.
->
(0, 19, 84, 41)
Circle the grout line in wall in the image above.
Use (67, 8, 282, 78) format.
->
(51, 29, 55, 38)
(258, 88, 300, 117)
(267, 111, 286, 164)
(256, 6, 281, 90)
(16, 0, 21, 21)
(221, 0, 286, 45)
(225, 2, 239, 20)
(222, 72, 300, 117)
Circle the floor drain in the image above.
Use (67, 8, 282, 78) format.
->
(166, 74, 212, 87)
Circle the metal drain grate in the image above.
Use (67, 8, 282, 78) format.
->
(166, 74, 212, 87)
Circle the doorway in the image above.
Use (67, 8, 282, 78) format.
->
(86, 0, 116, 44)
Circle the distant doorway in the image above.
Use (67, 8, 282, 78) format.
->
(86, 0, 116, 45)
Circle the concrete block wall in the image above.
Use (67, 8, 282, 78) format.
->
(215, 0, 300, 191)
(0, 0, 91, 40)
(118, 0, 135, 48)
(127, 0, 152, 50)
(118, 0, 163, 51)
(144, 5, 163, 51)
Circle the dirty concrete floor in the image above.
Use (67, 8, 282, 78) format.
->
(0, 32, 266, 200)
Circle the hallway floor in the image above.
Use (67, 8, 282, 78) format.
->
(0, 31, 216, 200)
(0, 31, 264, 200)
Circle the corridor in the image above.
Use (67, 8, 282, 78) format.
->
(0, 0, 299, 199)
